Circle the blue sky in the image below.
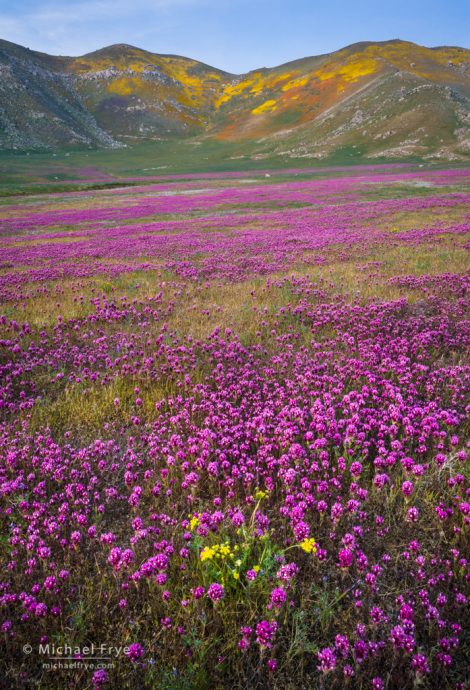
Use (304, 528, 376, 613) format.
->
(0, 0, 469, 73)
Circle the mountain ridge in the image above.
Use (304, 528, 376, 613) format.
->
(0, 38, 469, 160)
(3, 37, 463, 73)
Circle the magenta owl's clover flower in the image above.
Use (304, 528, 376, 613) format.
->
(231, 510, 245, 527)
(459, 502, 470, 517)
(43, 576, 57, 591)
(239, 626, 252, 650)
(317, 647, 336, 672)
(270, 587, 287, 608)
(406, 507, 419, 523)
(436, 652, 453, 667)
(400, 604, 414, 622)
(126, 643, 144, 661)
(276, 562, 299, 581)
(334, 634, 349, 657)
(238, 639, 250, 651)
(374, 473, 389, 489)
(331, 502, 343, 520)
(256, 620, 277, 648)
(402, 481, 414, 497)
(350, 461, 362, 476)
(108, 547, 122, 570)
(34, 603, 48, 618)
(293, 521, 310, 540)
(390, 625, 415, 652)
(207, 583, 225, 602)
(92, 669, 109, 687)
(38, 546, 51, 559)
(338, 548, 354, 568)
(267, 658, 278, 671)
(411, 654, 430, 674)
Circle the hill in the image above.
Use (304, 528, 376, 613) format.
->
(0, 38, 469, 160)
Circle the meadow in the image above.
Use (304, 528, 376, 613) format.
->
(0, 163, 469, 689)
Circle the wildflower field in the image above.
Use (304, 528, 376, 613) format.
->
(0, 164, 469, 689)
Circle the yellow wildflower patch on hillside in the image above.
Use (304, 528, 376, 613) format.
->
(315, 56, 378, 83)
(215, 75, 262, 107)
(107, 77, 136, 96)
(249, 72, 292, 95)
(281, 75, 309, 91)
(71, 49, 164, 75)
(365, 43, 470, 83)
(160, 60, 205, 97)
(215, 72, 293, 107)
(126, 62, 147, 73)
(251, 99, 277, 115)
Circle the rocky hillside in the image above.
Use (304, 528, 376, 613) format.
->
(0, 38, 469, 160)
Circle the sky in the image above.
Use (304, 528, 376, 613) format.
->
(0, 0, 469, 73)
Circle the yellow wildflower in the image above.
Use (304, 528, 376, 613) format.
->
(190, 516, 200, 530)
(299, 538, 317, 554)
(251, 99, 277, 115)
(200, 547, 215, 562)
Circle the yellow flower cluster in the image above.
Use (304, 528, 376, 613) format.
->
(200, 542, 235, 562)
(254, 489, 269, 500)
(200, 546, 215, 562)
(189, 515, 200, 531)
(299, 538, 317, 554)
